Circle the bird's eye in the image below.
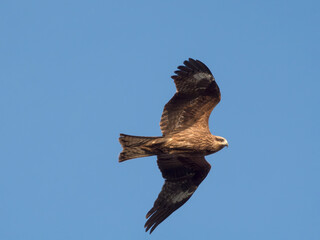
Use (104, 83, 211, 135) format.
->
(215, 138, 224, 142)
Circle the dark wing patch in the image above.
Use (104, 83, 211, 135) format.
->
(160, 58, 221, 135)
(144, 154, 211, 233)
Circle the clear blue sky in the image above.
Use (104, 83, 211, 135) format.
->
(1, 0, 319, 239)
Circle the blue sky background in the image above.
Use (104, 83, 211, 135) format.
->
(1, 0, 320, 239)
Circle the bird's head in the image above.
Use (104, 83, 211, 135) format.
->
(214, 136, 229, 150)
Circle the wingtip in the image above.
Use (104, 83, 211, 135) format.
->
(146, 206, 155, 219)
(118, 153, 125, 163)
(187, 57, 197, 63)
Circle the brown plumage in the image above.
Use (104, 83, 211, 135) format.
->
(119, 58, 228, 233)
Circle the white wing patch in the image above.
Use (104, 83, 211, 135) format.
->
(171, 190, 194, 203)
(193, 72, 213, 81)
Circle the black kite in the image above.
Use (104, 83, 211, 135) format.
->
(119, 58, 228, 233)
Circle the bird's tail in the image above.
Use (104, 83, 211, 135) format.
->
(118, 134, 162, 162)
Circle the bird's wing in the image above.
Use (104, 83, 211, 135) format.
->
(145, 154, 211, 233)
(160, 58, 221, 136)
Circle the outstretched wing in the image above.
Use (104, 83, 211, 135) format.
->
(145, 154, 211, 233)
(160, 58, 221, 136)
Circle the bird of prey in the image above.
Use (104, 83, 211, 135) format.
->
(119, 58, 228, 234)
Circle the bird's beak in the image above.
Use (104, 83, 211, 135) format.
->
(225, 141, 229, 148)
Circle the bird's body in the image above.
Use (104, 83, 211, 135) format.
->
(119, 58, 228, 233)
(121, 131, 223, 156)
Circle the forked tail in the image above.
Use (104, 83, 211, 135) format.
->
(118, 134, 162, 162)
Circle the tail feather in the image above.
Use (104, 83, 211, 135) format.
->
(119, 134, 162, 162)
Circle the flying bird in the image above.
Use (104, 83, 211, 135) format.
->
(119, 58, 228, 233)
